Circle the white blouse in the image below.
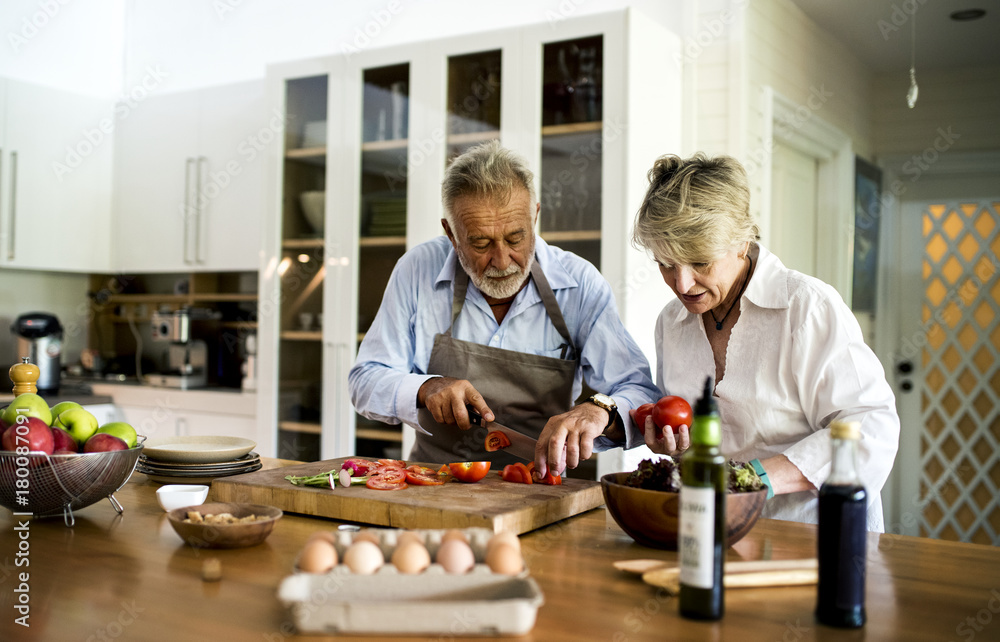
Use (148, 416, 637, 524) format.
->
(654, 245, 900, 532)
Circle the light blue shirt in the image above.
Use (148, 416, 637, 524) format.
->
(348, 236, 659, 450)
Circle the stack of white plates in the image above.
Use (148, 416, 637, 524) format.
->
(137, 436, 262, 484)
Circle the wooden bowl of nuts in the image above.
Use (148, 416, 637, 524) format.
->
(166, 502, 283, 549)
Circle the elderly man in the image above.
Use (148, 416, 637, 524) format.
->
(348, 140, 658, 477)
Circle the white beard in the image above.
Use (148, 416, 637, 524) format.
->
(457, 250, 535, 300)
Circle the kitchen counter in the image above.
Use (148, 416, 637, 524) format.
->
(2, 459, 999, 641)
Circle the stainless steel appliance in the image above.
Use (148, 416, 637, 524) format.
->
(146, 309, 207, 389)
(11, 313, 63, 393)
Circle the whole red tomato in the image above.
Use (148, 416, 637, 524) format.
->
(448, 461, 491, 483)
(633, 403, 655, 435)
(652, 396, 693, 435)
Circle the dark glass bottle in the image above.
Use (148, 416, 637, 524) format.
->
(816, 420, 867, 628)
(679, 376, 727, 620)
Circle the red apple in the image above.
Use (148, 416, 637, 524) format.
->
(51, 427, 78, 454)
(83, 433, 128, 453)
(1, 417, 55, 454)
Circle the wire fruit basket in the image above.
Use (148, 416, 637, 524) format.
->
(0, 436, 145, 526)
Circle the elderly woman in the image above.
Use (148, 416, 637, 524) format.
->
(631, 152, 899, 532)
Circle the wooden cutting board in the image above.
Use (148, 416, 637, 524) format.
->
(210, 458, 605, 534)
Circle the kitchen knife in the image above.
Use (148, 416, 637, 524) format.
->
(467, 407, 537, 462)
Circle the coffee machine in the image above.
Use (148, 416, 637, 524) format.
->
(145, 309, 208, 389)
(11, 313, 63, 394)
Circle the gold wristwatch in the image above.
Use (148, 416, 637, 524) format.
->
(588, 393, 618, 431)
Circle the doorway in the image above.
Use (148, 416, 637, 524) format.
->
(895, 197, 1000, 544)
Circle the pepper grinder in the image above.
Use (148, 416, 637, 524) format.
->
(10, 357, 39, 395)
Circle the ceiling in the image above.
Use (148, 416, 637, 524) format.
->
(789, 0, 1000, 73)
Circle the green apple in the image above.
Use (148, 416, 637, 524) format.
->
(53, 407, 99, 446)
(96, 422, 138, 449)
(50, 401, 83, 425)
(1, 393, 53, 427)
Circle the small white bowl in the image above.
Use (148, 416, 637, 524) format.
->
(156, 484, 210, 512)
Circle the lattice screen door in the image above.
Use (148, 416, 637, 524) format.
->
(919, 200, 1000, 544)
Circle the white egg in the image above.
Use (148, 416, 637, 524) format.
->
(343, 540, 384, 575)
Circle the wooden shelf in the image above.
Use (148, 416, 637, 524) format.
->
(105, 293, 258, 304)
(285, 146, 326, 160)
(283, 238, 324, 250)
(281, 330, 322, 341)
(447, 130, 500, 145)
(541, 230, 602, 242)
(360, 236, 406, 248)
(222, 321, 258, 330)
(356, 425, 403, 442)
(541, 121, 602, 136)
(361, 138, 408, 152)
(279, 421, 322, 435)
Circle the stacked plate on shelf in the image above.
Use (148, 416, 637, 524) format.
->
(137, 436, 262, 484)
(364, 197, 407, 236)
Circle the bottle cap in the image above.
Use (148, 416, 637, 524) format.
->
(830, 420, 860, 440)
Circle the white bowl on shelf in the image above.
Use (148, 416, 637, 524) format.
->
(299, 191, 325, 235)
(156, 484, 210, 512)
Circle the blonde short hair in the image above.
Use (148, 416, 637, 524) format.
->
(441, 140, 536, 225)
(632, 153, 759, 265)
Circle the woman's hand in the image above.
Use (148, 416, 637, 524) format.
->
(630, 409, 691, 456)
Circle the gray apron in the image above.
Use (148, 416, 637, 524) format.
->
(409, 260, 579, 466)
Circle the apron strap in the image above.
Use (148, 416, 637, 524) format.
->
(530, 260, 576, 358)
(448, 255, 578, 359)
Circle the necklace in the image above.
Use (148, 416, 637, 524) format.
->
(709, 255, 753, 331)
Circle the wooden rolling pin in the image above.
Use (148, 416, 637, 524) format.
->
(615, 558, 818, 596)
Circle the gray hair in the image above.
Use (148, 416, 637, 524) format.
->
(632, 152, 759, 265)
(441, 140, 536, 225)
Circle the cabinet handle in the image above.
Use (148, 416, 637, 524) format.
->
(183, 157, 195, 264)
(195, 156, 207, 264)
(7, 151, 17, 261)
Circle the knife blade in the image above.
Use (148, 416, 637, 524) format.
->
(467, 407, 537, 462)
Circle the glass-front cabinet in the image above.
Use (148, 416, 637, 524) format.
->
(446, 49, 502, 163)
(274, 73, 329, 461)
(260, 10, 681, 466)
(353, 63, 410, 457)
(539, 35, 604, 270)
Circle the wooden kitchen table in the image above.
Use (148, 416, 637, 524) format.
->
(2, 458, 999, 641)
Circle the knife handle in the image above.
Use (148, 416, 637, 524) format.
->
(466, 405, 484, 427)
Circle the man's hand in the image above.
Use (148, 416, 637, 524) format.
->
(534, 402, 606, 477)
(417, 377, 493, 430)
(631, 408, 691, 456)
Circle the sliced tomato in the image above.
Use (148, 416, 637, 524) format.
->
(404, 469, 446, 486)
(406, 464, 437, 476)
(448, 461, 491, 483)
(376, 467, 407, 484)
(342, 458, 376, 476)
(500, 464, 522, 483)
(377, 458, 406, 468)
(513, 462, 533, 484)
(484, 430, 512, 452)
(366, 474, 408, 490)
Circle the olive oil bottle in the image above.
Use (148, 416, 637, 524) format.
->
(816, 420, 867, 628)
(679, 376, 727, 620)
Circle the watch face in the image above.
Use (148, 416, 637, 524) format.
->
(592, 393, 615, 408)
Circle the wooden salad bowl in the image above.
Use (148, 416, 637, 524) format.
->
(601, 472, 767, 550)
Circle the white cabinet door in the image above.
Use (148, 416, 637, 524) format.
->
(174, 409, 256, 439)
(1, 79, 114, 272)
(114, 91, 201, 272)
(116, 404, 180, 442)
(194, 81, 266, 272)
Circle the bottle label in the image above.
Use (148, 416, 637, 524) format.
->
(679, 485, 716, 589)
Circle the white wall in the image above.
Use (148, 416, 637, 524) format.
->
(121, 0, 683, 93)
(0, 0, 124, 96)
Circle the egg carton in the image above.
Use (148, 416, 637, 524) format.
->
(277, 527, 544, 636)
